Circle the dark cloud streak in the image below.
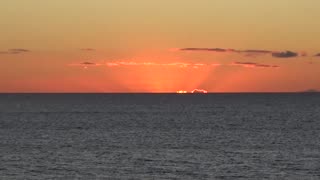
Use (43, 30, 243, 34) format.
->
(9, 49, 30, 52)
(80, 48, 95, 51)
(0, 49, 31, 55)
(271, 51, 298, 58)
(180, 48, 272, 54)
(180, 48, 230, 52)
(81, 62, 97, 65)
(239, 50, 272, 54)
(180, 48, 300, 58)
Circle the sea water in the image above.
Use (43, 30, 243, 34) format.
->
(0, 93, 320, 179)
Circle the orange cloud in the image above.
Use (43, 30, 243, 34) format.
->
(104, 61, 217, 68)
(232, 62, 279, 68)
(69, 62, 103, 69)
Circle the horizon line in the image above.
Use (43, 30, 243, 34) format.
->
(0, 91, 318, 94)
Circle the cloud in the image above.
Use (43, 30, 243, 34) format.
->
(239, 50, 272, 54)
(9, 49, 30, 52)
(271, 51, 298, 58)
(0, 49, 30, 54)
(81, 62, 97, 65)
(80, 48, 95, 51)
(180, 48, 231, 52)
(106, 61, 199, 68)
(179, 47, 300, 58)
(232, 62, 279, 68)
(179, 48, 271, 54)
(107, 62, 221, 69)
(239, 50, 273, 57)
(69, 62, 102, 67)
(70, 61, 221, 69)
(70, 60, 280, 70)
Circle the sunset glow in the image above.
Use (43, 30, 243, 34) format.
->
(1, 1, 320, 92)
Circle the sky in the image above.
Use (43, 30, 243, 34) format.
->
(1, 0, 320, 92)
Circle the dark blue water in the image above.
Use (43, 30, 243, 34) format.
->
(0, 93, 320, 179)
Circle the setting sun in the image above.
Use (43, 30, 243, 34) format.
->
(176, 89, 208, 94)
(191, 89, 208, 93)
(176, 90, 188, 94)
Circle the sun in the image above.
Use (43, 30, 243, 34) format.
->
(176, 90, 188, 93)
(191, 89, 208, 93)
(176, 89, 208, 93)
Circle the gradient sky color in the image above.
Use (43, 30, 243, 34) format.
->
(1, 0, 320, 92)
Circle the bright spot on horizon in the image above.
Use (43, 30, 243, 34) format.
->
(191, 89, 208, 93)
(177, 90, 188, 94)
(176, 89, 208, 93)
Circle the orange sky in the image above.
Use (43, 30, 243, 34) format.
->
(1, 0, 320, 92)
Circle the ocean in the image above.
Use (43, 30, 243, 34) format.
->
(0, 93, 320, 179)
